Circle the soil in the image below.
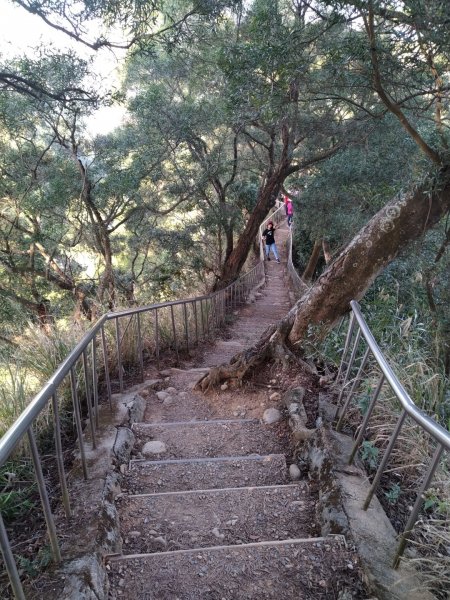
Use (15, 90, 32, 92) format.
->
(3, 222, 369, 599)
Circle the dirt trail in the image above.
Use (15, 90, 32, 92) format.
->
(107, 221, 365, 599)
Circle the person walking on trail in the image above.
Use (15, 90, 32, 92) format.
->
(262, 221, 280, 263)
(286, 198, 294, 227)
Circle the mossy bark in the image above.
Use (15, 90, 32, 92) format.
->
(196, 168, 450, 390)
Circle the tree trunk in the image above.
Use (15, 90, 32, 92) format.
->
(196, 167, 450, 391)
(322, 240, 332, 264)
(217, 179, 280, 287)
(302, 239, 322, 281)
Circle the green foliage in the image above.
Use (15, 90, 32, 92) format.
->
(0, 461, 37, 522)
(17, 545, 52, 578)
(360, 440, 379, 470)
(384, 483, 401, 505)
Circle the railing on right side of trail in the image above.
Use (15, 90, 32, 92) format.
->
(284, 229, 450, 568)
(334, 302, 450, 567)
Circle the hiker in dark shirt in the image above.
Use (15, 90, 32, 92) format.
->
(262, 221, 280, 263)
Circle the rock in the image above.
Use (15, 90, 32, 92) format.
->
(220, 383, 228, 391)
(113, 427, 135, 465)
(263, 407, 282, 424)
(154, 536, 167, 547)
(144, 379, 164, 390)
(288, 403, 299, 415)
(165, 387, 178, 395)
(62, 554, 107, 600)
(159, 369, 172, 377)
(282, 387, 306, 408)
(163, 397, 173, 405)
(211, 527, 224, 540)
(126, 394, 146, 423)
(128, 531, 141, 538)
(179, 392, 188, 399)
(292, 426, 315, 442)
(156, 391, 170, 401)
(289, 464, 301, 481)
(142, 441, 167, 456)
(269, 392, 281, 401)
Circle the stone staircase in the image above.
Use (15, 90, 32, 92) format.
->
(105, 224, 363, 599)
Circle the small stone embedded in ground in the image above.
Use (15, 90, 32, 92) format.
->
(289, 464, 301, 481)
(144, 379, 164, 390)
(282, 387, 306, 408)
(163, 397, 173, 405)
(288, 403, 299, 415)
(156, 391, 170, 402)
(220, 383, 228, 391)
(269, 392, 281, 401)
(142, 440, 167, 456)
(179, 392, 188, 399)
(128, 531, 141, 538)
(165, 387, 178, 395)
(159, 369, 172, 377)
(263, 407, 282, 424)
(211, 527, 224, 540)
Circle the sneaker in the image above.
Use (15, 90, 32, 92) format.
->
(276, 258, 280, 263)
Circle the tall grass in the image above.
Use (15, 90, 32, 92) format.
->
(308, 285, 449, 597)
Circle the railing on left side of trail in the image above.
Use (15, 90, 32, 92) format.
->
(0, 207, 286, 599)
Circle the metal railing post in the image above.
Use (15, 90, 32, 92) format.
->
(155, 309, 160, 369)
(51, 392, 71, 518)
(136, 312, 144, 382)
(115, 317, 124, 393)
(363, 410, 407, 510)
(100, 325, 112, 411)
(69, 367, 88, 480)
(393, 443, 445, 567)
(193, 301, 199, 345)
(91, 336, 99, 428)
(170, 305, 179, 365)
(336, 345, 371, 431)
(337, 312, 356, 381)
(82, 350, 96, 449)
(183, 303, 189, 353)
(335, 327, 362, 419)
(348, 374, 385, 465)
(0, 512, 25, 600)
(27, 428, 61, 562)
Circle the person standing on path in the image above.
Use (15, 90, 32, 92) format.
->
(286, 198, 294, 227)
(262, 221, 280, 262)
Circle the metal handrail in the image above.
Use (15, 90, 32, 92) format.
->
(336, 300, 450, 566)
(0, 213, 274, 599)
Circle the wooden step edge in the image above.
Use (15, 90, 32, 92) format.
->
(126, 482, 304, 499)
(132, 418, 259, 428)
(106, 535, 346, 563)
(129, 453, 287, 467)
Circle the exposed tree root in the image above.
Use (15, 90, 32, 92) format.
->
(195, 311, 311, 392)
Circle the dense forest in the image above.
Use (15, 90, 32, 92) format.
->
(1, 0, 449, 595)
(0, 0, 449, 411)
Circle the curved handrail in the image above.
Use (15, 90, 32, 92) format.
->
(0, 203, 280, 600)
(350, 300, 450, 450)
(336, 299, 450, 566)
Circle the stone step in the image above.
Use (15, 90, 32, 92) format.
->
(132, 419, 289, 460)
(118, 484, 313, 554)
(107, 537, 361, 599)
(126, 454, 289, 494)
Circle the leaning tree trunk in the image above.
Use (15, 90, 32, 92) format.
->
(196, 167, 450, 391)
(302, 239, 322, 281)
